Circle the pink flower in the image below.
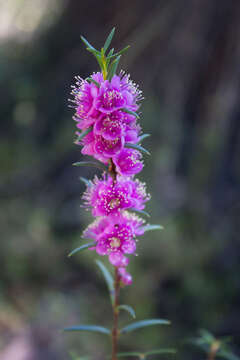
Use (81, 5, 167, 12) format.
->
(82, 175, 150, 216)
(71, 72, 142, 130)
(118, 267, 132, 286)
(93, 112, 124, 140)
(83, 212, 145, 267)
(80, 128, 141, 162)
(113, 148, 143, 176)
(95, 73, 141, 114)
(94, 136, 124, 157)
(79, 130, 123, 160)
(71, 73, 103, 130)
(72, 72, 143, 168)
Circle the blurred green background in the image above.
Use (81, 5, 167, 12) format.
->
(0, 0, 240, 359)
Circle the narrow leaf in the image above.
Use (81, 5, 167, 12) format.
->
(86, 77, 100, 88)
(86, 47, 99, 56)
(121, 108, 140, 119)
(103, 27, 115, 53)
(73, 161, 107, 171)
(108, 45, 130, 59)
(199, 329, 216, 344)
(120, 319, 170, 334)
(145, 349, 177, 356)
(64, 325, 110, 335)
(75, 127, 92, 143)
(117, 352, 142, 358)
(106, 48, 115, 66)
(118, 304, 136, 319)
(96, 260, 114, 303)
(95, 53, 103, 70)
(107, 55, 121, 80)
(85, 48, 103, 70)
(107, 48, 114, 57)
(79, 177, 91, 187)
(80, 36, 97, 52)
(68, 242, 96, 257)
(137, 134, 151, 144)
(125, 143, 150, 156)
(129, 208, 150, 218)
(141, 224, 164, 232)
(116, 45, 130, 56)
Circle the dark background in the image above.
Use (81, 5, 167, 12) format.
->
(0, 0, 240, 359)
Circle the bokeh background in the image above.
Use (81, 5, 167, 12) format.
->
(1, 0, 240, 359)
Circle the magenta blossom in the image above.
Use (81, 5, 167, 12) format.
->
(83, 212, 145, 267)
(79, 128, 141, 162)
(93, 111, 140, 141)
(118, 267, 132, 286)
(82, 175, 150, 216)
(71, 72, 142, 130)
(94, 112, 124, 140)
(72, 73, 103, 129)
(79, 130, 123, 161)
(113, 148, 144, 176)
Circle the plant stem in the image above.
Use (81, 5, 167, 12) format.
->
(112, 268, 120, 360)
(207, 341, 220, 360)
(109, 158, 117, 181)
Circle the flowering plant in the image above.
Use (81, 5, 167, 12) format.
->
(64, 28, 173, 360)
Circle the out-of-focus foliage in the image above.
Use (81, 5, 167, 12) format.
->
(188, 329, 240, 360)
(0, 0, 240, 359)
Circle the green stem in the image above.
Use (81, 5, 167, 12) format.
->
(112, 268, 120, 360)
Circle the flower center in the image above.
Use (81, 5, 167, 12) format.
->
(103, 90, 123, 108)
(109, 237, 121, 248)
(103, 117, 111, 126)
(109, 198, 120, 209)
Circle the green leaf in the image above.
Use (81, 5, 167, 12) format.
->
(75, 127, 92, 143)
(117, 352, 142, 358)
(121, 108, 140, 119)
(120, 319, 170, 334)
(199, 329, 216, 344)
(64, 325, 110, 335)
(107, 55, 121, 80)
(129, 208, 150, 218)
(145, 348, 177, 356)
(103, 27, 115, 53)
(108, 45, 130, 59)
(141, 224, 164, 232)
(80, 35, 97, 52)
(125, 143, 150, 156)
(85, 48, 103, 70)
(106, 48, 115, 66)
(86, 47, 99, 56)
(73, 160, 107, 171)
(86, 77, 100, 88)
(96, 53, 104, 70)
(117, 349, 176, 359)
(137, 134, 151, 144)
(107, 48, 114, 57)
(79, 177, 91, 187)
(118, 304, 136, 319)
(96, 260, 114, 304)
(68, 242, 96, 257)
(115, 45, 131, 56)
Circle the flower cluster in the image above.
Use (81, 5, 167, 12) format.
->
(71, 72, 144, 175)
(83, 212, 145, 268)
(82, 175, 150, 217)
(71, 34, 153, 285)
